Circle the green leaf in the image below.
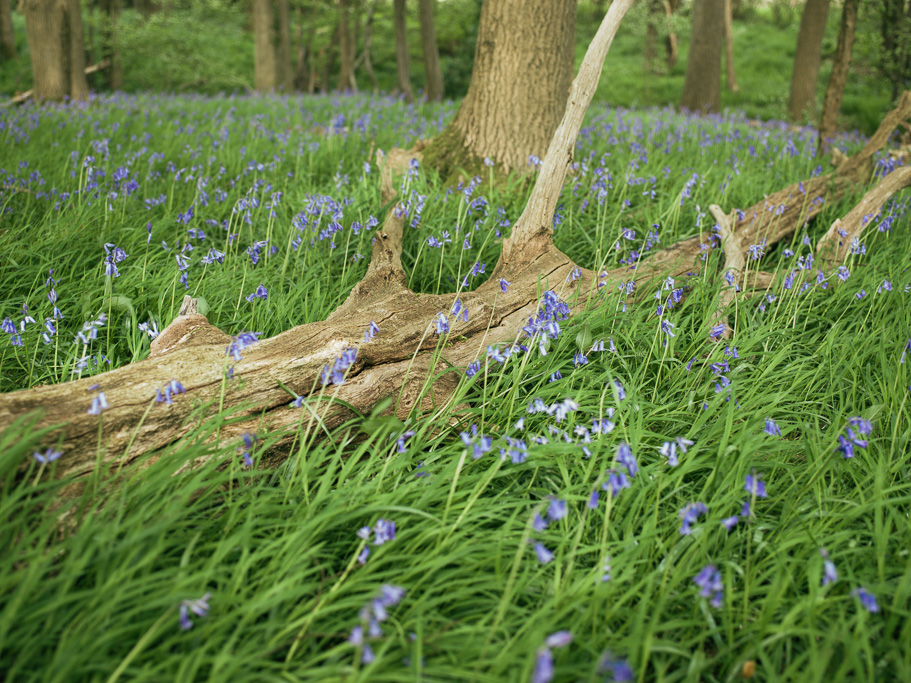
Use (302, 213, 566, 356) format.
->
(575, 323, 592, 352)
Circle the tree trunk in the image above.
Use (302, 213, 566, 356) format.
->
(645, 0, 662, 74)
(788, 0, 829, 121)
(253, 0, 277, 93)
(879, 0, 911, 102)
(1, 0, 17, 60)
(665, 0, 678, 68)
(818, 0, 859, 152)
(355, 0, 378, 93)
(417, 0, 443, 100)
(680, 0, 724, 113)
(723, 0, 737, 92)
(102, 0, 123, 90)
(338, 0, 355, 91)
(275, 0, 293, 91)
(22, 0, 88, 101)
(421, 0, 576, 176)
(393, 0, 414, 102)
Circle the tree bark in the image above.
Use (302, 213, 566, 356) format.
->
(723, 0, 738, 92)
(647, 0, 678, 73)
(101, 0, 123, 90)
(253, 0, 277, 93)
(22, 0, 88, 101)
(393, 0, 414, 102)
(417, 0, 443, 100)
(338, 0, 355, 91)
(275, 0, 293, 92)
(355, 0, 378, 93)
(680, 0, 724, 113)
(421, 0, 577, 176)
(818, 0, 859, 152)
(665, 0, 678, 68)
(1, 0, 16, 60)
(788, 0, 829, 121)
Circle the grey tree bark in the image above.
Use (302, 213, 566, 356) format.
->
(0, 0, 16, 60)
(393, 0, 414, 102)
(22, 0, 88, 101)
(275, 0, 293, 91)
(680, 0, 724, 113)
(788, 0, 829, 121)
(253, 0, 277, 92)
(417, 0, 443, 100)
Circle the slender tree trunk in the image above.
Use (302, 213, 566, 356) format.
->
(393, 0, 414, 102)
(253, 0, 276, 92)
(788, 0, 829, 121)
(723, 0, 737, 92)
(819, 0, 859, 152)
(321, 23, 338, 93)
(23, 0, 88, 101)
(422, 0, 576, 176)
(275, 0, 293, 91)
(665, 0, 678, 67)
(680, 0, 724, 113)
(417, 0, 443, 100)
(338, 0, 355, 91)
(102, 0, 123, 90)
(645, 0, 662, 74)
(355, 0, 378, 93)
(2, 0, 18, 59)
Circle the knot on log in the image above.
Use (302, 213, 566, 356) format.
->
(150, 296, 231, 357)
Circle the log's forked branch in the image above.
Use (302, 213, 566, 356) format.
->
(708, 204, 744, 339)
(497, 0, 636, 271)
(817, 165, 911, 264)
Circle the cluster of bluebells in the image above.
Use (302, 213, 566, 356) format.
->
(531, 498, 568, 564)
(693, 564, 724, 608)
(588, 442, 638, 509)
(239, 433, 258, 468)
(721, 472, 768, 531)
(531, 631, 573, 683)
(659, 436, 693, 466)
(320, 347, 357, 386)
(356, 518, 397, 565)
(836, 417, 872, 459)
(155, 379, 186, 405)
(348, 585, 406, 664)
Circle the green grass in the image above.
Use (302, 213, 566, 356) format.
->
(1, 92, 910, 681)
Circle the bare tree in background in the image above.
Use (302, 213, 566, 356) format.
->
(354, 0, 378, 93)
(417, 0, 443, 100)
(723, 0, 737, 92)
(819, 0, 859, 151)
(101, 0, 123, 90)
(1, 0, 16, 60)
(338, 0, 355, 91)
(253, 0, 277, 92)
(680, 0, 724, 112)
(788, 0, 829, 121)
(275, 0, 293, 91)
(393, 0, 414, 102)
(22, 0, 88, 101)
(422, 0, 576, 176)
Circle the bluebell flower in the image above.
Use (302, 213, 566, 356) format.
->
(363, 320, 380, 343)
(241, 432, 258, 467)
(534, 542, 554, 564)
(545, 630, 572, 648)
(764, 418, 781, 436)
(374, 519, 396, 545)
(547, 498, 567, 522)
(434, 313, 450, 335)
(32, 448, 62, 464)
(499, 278, 510, 292)
(533, 513, 548, 532)
(821, 549, 837, 586)
(88, 390, 109, 415)
(599, 652, 633, 681)
(852, 587, 879, 613)
(155, 379, 186, 405)
(573, 352, 588, 366)
(396, 430, 415, 453)
(245, 283, 268, 302)
(693, 564, 723, 607)
(721, 516, 739, 530)
(602, 469, 631, 497)
(226, 331, 261, 361)
(617, 442, 637, 476)
(549, 371, 562, 383)
(709, 322, 727, 340)
(179, 593, 211, 631)
(465, 360, 481, 378)
(744, 472, 767, 498)
(532, 647, 554, 683)
(679, 502, 708, 535)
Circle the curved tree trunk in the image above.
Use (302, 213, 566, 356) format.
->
(422, 0, 576, 177)
(101, 0, 123, 90)
(275, 0, 293, 92)
(417, 0, 443, 101)
(819, 0, 859, 152)
(665, 0, 678, 68)
(355, 0, 378, 93)
(253, 0, 277, 93)
(723, 0, 738, 92)
(1, 0, 16, 60)
(393, 0, 414, 102)
(788, 0, 829, 121)
(680, 0, 724, 113)
(22, 0, 88, 101)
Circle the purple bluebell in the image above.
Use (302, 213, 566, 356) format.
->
(245, 283, 268, 302)
(532, 648, 554, 683)
(374, 519, 396, 545)
(599, 652, 634, 682)
(852, 587, 879, 613)
(396, 430, 415, 453)
(745, 472, 767, 498)
(226, 331, 261, 361)
(679, 502, 708, 535)
(88, 390, 109, 415)
(617, 442, 637, 476)
(32, 448, 62, 464)
(721, 516, 739, 530)
(363, 320, 380, 343)
(534, 542, 554, 564)
(764, 418, 781, 436)
(693, 564, 723, 607)
(820, 549, 837, 586)
(434, 313, 450, 335)
(499, 278, 510, 292)
(466, 360, 481, 378)
(179, 593, 211, 631)
(547, 498, 567, 522)
(602, 469, 631, 497)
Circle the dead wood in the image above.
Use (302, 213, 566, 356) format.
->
(1, 59, 110, 108)
(1, 9, 909, 490)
